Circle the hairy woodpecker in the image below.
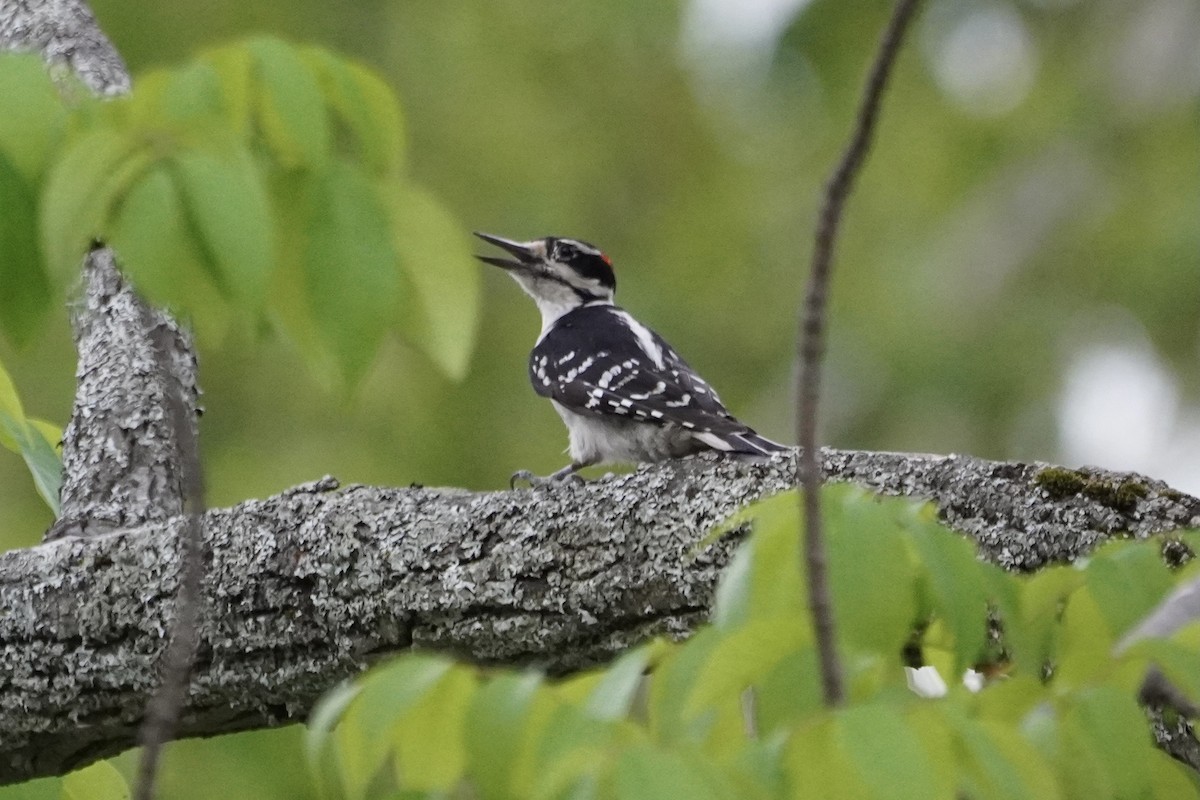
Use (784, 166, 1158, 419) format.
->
(476, 232, 787, 485)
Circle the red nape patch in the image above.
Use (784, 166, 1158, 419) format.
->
(601, 252, 613, 267)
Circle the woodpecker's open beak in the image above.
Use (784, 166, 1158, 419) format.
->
(473, 232, 539, 271)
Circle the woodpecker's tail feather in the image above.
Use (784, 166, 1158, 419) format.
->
(693, 429, 789, 456)
(729, 431, 790, 456)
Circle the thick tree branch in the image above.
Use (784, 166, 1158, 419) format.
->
(2, 450, 1198, 784)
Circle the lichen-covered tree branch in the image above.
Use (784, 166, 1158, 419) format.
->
(4, 417, 1198, 783)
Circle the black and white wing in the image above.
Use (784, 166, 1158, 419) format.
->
(529, 305, 785, 455)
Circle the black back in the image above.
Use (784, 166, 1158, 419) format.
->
(529, 304, 754, 437)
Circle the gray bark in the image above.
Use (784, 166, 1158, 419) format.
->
(48, 248, 201, 540)
(2, 447, 1198, 784)
(0, 0, 129, 95)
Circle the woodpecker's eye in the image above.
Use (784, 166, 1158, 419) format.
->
(549, 236, 616, 291)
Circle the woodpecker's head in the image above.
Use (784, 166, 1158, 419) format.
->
(475, 233, 616, 322)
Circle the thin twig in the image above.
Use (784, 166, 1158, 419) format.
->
(795, 0, 924, 708)
(135, 312, 207, 800)
(1140, 667, 1200, 719)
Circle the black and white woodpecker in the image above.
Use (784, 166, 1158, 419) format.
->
(475, 232, 787, 485)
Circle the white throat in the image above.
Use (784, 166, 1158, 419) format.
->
(510, 272, 613, 342)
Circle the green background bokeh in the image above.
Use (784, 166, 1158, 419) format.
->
(1, 1, 1197, 795)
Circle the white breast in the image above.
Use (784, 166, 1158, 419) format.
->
(551, 400, 698, 464)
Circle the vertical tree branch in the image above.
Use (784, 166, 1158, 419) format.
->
(49, 249, 198, 539)
(3, 4, 208, 795)
(795, 0, 923, 708)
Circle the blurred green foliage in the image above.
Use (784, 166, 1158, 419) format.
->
(0, 0, 1196, 797)
(0, 360, 61, 514)
(302, 487, 1200, 799)
(2, 37, 478, 390)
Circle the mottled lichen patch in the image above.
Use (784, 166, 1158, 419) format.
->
(1034, 467, 1150, 514)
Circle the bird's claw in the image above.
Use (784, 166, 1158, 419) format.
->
(509, 468, 586, 490)
(509, 470, 539, 490)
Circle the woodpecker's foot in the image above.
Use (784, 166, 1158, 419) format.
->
(509, 463, 589, 489)
(509, 470, 539, 489)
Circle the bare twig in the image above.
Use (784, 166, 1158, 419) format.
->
(795, 0, 924, 708)
(134, 306, 207, 800)
(1140, 667, 1200, 719)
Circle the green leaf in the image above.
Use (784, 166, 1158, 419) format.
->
(125, 61, 226, 137)
(1149, 749, 1200, 799)
(1056, 587, 1114, 688)
(972, 675, 1046, 726)
(40, 128, 151, 280)
(0, 353, 27, 450)
(262, 167, 325, 355)
(302, 47, 404, 174)
(60, 760, 130, 800)
(786, 714, 870, 798)
(711, 492, 803, 628)
(0, 53, 68, 182)
(382, 182, 479, 381)
(330, 655, 457, 800)
(0, 776, 60, 800)
(129, 61, 224, 134)
(1013, 565, 1084, 675)
(0, 152, 51, 345)
(684, 617, 808, 719)
(825, 488, 919, 661)
(248, 38, 329, 169)
(711, 532, 756, 629)
(647, 628, 723, 745)
(583, 644, 653, 721)
(613, 746, 729, 800)
(952, 716, 1061, 800)
(906, 513, 991, 672)
(755, 648, 825, 734)
(837, 704, 951, 800)
(331, 710, 378, 800)
(303, 161, 399, 385)
(202, 43, 255, 138)
(391, 664, 476, 791)
(728, 736, 788, 800)
(28, 418, 62, 451)
(159, 61, 225, 128)
(1083, 541, 1174, 639)
(19, 418, 62, 516)
(1059, 687, 1153, 798)
(170, 147, 274, 308)
(107, 165, 232, 341)
(1178, 530, 1200, 558)
(1119, 571, 1200, 652)
(304, 679, 361, 773)
(465, 671, 551, 800)
(1078, 686, 1164, 788)
(0, 361, 62, 515)
(528, 703, 620, 799)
